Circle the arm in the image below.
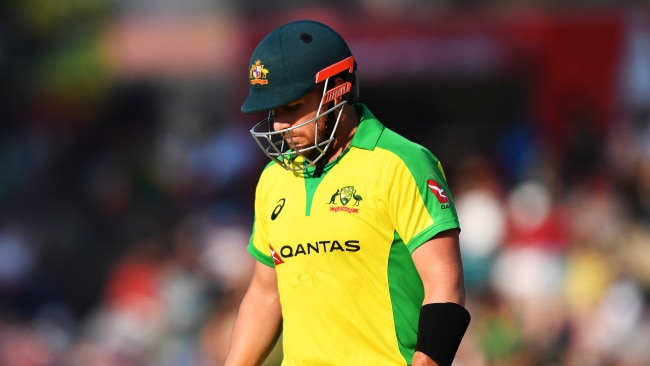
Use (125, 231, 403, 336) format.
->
(410, 229, 468, 366)
(224, 261, 283, 366)
(412, 229, 465, 305)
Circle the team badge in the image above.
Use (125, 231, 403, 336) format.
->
(339, 186, 354, 205)
(328, 185, 362, 213)
(249, 59, 269, 85)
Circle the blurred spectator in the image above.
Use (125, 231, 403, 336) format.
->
(454, 156, 507, 291)
(0, 224, 34, 298)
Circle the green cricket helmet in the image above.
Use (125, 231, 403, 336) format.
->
(243, 20, 359, 172)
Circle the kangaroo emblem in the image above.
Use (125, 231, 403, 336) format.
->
(328, 186, 362, 213)
(329, 189, 340, 204)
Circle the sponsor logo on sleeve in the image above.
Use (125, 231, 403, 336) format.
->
(427, 179, 451, 209)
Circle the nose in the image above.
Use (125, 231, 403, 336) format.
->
(272, 111, 294, 131)
(273, 119, 291, 131)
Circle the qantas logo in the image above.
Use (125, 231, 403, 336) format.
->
(427, 179, 450, 206)
(269, 240, 361, 266)
(270, 245, 284, 265)
(271, 240, 361, 262)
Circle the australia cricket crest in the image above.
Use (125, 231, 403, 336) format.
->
(249, 59, 269, 85)
(328, 185, 362, 213)
(339, 186, 354, 205)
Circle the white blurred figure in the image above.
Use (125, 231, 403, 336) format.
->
(452, 156, 507, 291)
(198, 223, 258, 365)
(456, 183, 506, 289)
(457, 191, 506, 258)
(567, 277, 650, 365)
(200, 225, 254, 294)
(492, 180, 566, 300)
(490, 180, 570, 364)
(593, 279, 645, 358)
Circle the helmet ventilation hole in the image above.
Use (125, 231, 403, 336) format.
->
(299, 33, 313, 43)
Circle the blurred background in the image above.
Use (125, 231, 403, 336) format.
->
(1, 0, 650, 365)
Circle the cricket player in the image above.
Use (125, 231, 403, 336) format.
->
(225, 20, 470, 366)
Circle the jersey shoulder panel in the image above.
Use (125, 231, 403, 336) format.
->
(376, 127, 442, 177)
(374, 126, 460, 251)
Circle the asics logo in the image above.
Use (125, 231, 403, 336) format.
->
(271, 198, 286, 220)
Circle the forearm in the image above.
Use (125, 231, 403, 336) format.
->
(422, 281, 466, 307)
(225, 264, 283, 366)
(412, 351, 440, 366)
(411, 230, 470, 366)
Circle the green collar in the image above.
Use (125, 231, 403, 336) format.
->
(301, 103, 384, 177)
(350, 103, 384, 151)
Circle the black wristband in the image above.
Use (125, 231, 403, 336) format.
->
(415, 302, 471, 366)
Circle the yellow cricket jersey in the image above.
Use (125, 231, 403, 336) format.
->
(248, 104, 460, 365)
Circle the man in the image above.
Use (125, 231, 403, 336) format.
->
(225, 20, 470, 366)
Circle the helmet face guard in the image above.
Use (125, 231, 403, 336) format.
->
(249, 57, 355, 172)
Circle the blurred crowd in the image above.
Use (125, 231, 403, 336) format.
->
(453, 110, 650, 365)
(2, 1, 650, 366)
(450, 7, 650, 365)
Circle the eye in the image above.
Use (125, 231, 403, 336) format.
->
(283, 102, 301, 112)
